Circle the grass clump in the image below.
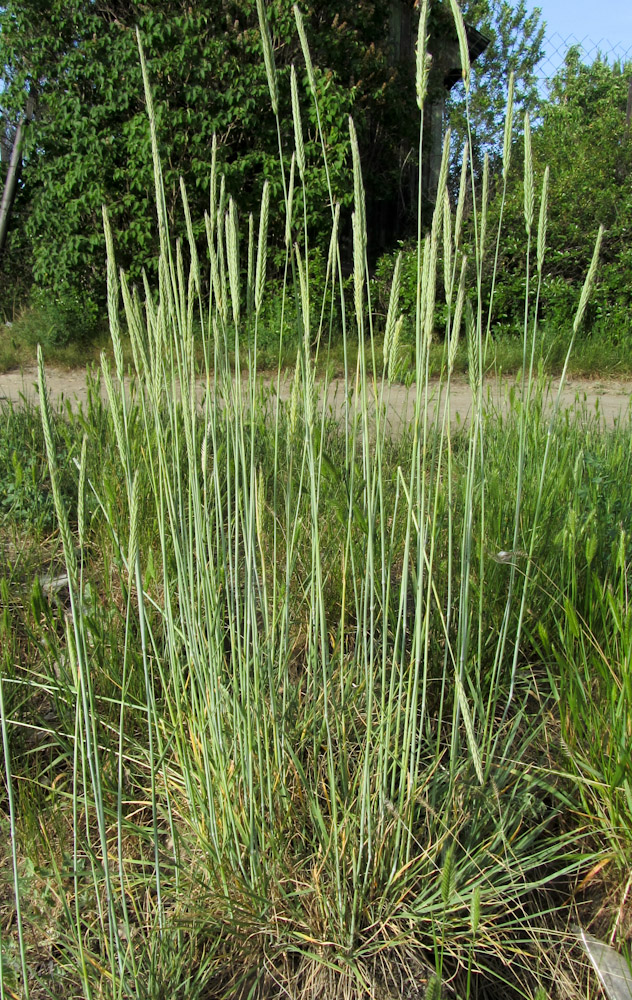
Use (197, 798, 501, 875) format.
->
(1, 9, 631, 1000)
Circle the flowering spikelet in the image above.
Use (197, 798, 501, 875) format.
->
(77, 435, 87, 550)
(294, 5, 317, 98)
(257, 0, 278, 115)
(291, 64, 305, 180)
(441, 845, 455, 906)
(415, 0, 431, 109)
(285, 153, 295, 249)
(247, 211, 254, 319)
(573, 225, 603, 334)
(470, 886, 481, 935)
(209, 133, 218, 238)
(443, 187, 453, 306)
(523, 113, 534, 235)
(128, 470, 140, 577)
(384, 252, 402, 371)
(255, 182, 270, 316)
(537, 165, 549, 275)
(225, 198, 240, 327)
(503, 72, 514, 181)
(448, 0, 470, 91)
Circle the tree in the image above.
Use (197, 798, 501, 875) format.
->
(0, 0, 419, 314)
(446, 0, 545, 176)
(479, 48, 632, 334)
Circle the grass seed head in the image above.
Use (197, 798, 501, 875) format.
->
(524, 112, 534, 235)
(537, 165, 549, 275)
(291, 64, 306, 180)
(573, 224, 603, 334)
(416, 0, 431, 109)
(257, 0, 279, 115)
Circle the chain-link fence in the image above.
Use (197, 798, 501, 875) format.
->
(536, 32, 632, 86)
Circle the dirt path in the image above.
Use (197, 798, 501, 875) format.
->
(1, 364, 631, 430)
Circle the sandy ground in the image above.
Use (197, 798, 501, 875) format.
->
(1, 364, 631, 431)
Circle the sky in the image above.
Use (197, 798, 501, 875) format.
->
(526, 0, 632, 80)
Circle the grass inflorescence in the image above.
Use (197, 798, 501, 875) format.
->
(1, 7, 631, 1000)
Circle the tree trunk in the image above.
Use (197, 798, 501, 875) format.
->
(0, 98, 34, 263)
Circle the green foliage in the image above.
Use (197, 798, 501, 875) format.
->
(481, 49, 632, 337)
(447, 0, 545, 174)
(0, 0, 419, 311)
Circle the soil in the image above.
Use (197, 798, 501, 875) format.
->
(1, 364, 631, 429)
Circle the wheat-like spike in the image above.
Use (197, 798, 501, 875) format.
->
(454, 141, 469, 251)
(449, 255, 467, 372)
(225, 198, 240, 328)
(443, 187, 453, 306)
(349, 117, 366, 251)
(466, 299, 479, 393)
(209, 133, 218, 239)
(523, 112, 534, 235)
(352, 210, 365, 331)
(415, 0, 431, 109)
(77, 434, 87, 551)
(246, 212, 255, 320)
(216, 204, 228, 324)
(285, 153, 296, 248)
(180, 177, 200, 294)
(573, 225, 603, 334)
(448, 0, 470, 91)
(537, 165, 549, 275)
(256, 0, 279, 115)
(38, 347, 78, 591)
(128, 470, 140, 578)
(384, 252, 403, 370)
(441, 845, 455, 907)
(479, 152, 489, 264)
(424, 975, 441, 1000)
(293, 5, 317, 98)
(255, 181, 270, 317)
(291, 64, 306, 180)
(470, 885, 481, 936)
(503, 71, 515, 181)
(102, 205, 124, 382)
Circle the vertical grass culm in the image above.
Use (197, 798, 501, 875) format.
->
(7, 5, 612, 999)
